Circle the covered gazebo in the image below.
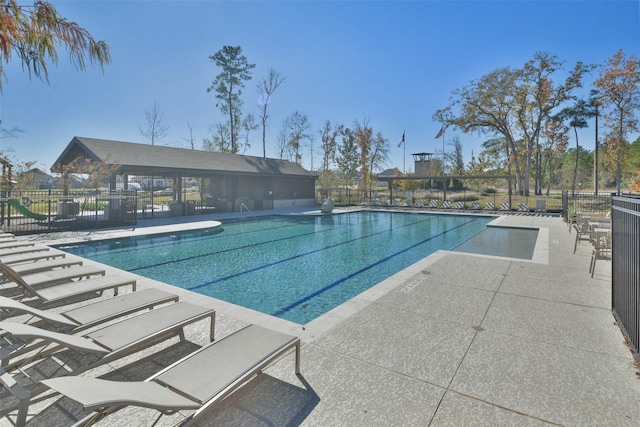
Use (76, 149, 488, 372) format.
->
(51, 137, 317, 216)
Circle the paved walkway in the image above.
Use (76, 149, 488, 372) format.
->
(2, 211, 638, 426)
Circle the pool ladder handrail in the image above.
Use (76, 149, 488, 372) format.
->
(240, 203, 258, 220)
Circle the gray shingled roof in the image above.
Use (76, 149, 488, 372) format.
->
(51, 137, 317, 178)
(377, 168, 405, 179)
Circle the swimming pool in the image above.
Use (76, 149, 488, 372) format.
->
(58, 211, 494, 324)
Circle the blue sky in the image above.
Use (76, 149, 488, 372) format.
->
(1, 0, 639, 174)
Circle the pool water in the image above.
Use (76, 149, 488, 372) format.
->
(58, 211, 494, 324)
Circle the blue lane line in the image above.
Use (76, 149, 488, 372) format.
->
(82, 211, 381, 266)
(78, 219, 335, 269)
(117, 209, 420, 260)
(127, 211, 435, 273)
(62, 216, 304, 257)
(184, 214, 442, 292)
(271, 217, 480, 317)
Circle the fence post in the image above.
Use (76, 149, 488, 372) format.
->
(95, 189, 99, 223)
(46, 189, 52, 231)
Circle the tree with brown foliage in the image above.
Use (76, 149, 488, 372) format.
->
(0, 0, 111, 91)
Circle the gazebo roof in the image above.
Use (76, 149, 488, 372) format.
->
(51, 137, 317, 178)
(377, 168, 406, 179)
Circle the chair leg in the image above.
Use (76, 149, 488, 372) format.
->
(0, 370, 31, 427)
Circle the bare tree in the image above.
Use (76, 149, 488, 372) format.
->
(0, 120, 24, 157)
(368, 132, 390, 195)
(319, 120, 342, 173)
(257, 68, 285, 157)
(0, 121, 23, 140)
(276, 120, 290, 160)
(238, 113, 258, 155)
(447, 136, 466, 175)
(335, 127, 359, 190)
(353, 117, 373, 195)
(202, 123, 230, 152)
(139, 102, 170, 145)
(185, 121, 195, 149)
(279, 112, 311, 164)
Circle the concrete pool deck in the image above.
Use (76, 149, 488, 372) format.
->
(3, 208, 638, 426)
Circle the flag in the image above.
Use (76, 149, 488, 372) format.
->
(435, 126, 445, 139)
(397, 131, 405, 147)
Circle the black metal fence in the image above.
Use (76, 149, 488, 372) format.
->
(0, 190, 140, 235)
(316, 188, 358, 206)
(611, 195, 640, 359)
(0, 189, 226, 235)
(562, 191, 613, 221)
(317, 187, 567, 212)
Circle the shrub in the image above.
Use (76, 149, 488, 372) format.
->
(451, 194, 480, 202)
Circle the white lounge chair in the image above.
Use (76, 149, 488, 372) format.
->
(0, 301, 215, 373)
(470, 202, 480, 210)
(0, 288, 178, 331)
(0, 249, 66, 265)
(41, 324, 300, 427)
(0, 241, 34, 250)
(0, 245, 51, 258)
(1, 258, 83, 280)
(0, 262, 136, 305)
(1, 302, 216, 426)
(0, 263, 106, 292)
(454, 201, 465, 209)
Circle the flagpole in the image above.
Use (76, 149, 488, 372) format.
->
(434, 125, 446, 200)
(442, 128, 445, 200)
(442, 129, 445, 176)
(398, 131, 406, 172)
